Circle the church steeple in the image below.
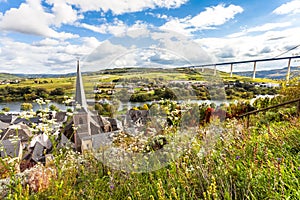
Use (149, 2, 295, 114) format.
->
(75, 60, 88, 112)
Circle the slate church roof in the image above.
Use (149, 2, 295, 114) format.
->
(0, 139, 22, 158)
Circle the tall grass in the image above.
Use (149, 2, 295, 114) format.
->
(2, 115, 297, 200)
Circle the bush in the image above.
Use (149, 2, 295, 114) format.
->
(1, 107, 10, 112)
(49, 104, 59, 111)
(50, 88, 65, 96)
(20, 102, 33, 111)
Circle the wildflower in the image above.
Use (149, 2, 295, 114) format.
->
(236, 155, 240, 160)
(28, 164, 56, 192)
(109, 184, 115, 190)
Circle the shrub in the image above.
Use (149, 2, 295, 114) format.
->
(20, 102, 33, 111)
(50, 88, 65, 96)
(1, 107, 10, 112)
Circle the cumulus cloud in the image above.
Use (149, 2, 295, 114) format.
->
(273, 0, 300, 15)
(77, 19, 150, 37)
(46, 0, 79, 26)
(33, 38, 61, 46)
(228, 22, 292, 38)
(65, 0, 188, 15)
(160, 4, 243, 35)
(0, 0, 188, 39)
(0, 36, 101, 74)
(0, 0, 79, 39)
(83, 29, 213, 72)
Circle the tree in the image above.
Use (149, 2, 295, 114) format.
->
(50, 88, 65, 96)
(21, 103, 33, 111)
(2, 107, 10, 112)
(281, 77, 300, 100)
(281, 77, 300, 114)
(36, 88, 49, 98)
(49, 104, 59, 111)
(163, 88, 177, 100)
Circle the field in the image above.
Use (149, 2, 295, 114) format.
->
(0, 68, 279, 94)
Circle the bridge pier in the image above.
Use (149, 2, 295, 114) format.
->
(252, 61, 257, 79)
(230, 63, 233, 77)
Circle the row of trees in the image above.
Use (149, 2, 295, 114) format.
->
(0, 86, 65, 102)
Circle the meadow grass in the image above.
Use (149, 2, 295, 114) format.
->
(5, 114, 299, 200)
(0, 77, 76, 96)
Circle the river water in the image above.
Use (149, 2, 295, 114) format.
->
(0, 101, 73, 113)
(0, 99, 228, 113)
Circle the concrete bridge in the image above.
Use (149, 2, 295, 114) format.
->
(194, 55, 300, 82)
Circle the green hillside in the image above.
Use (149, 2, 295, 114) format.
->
(0, 73, 21, 81)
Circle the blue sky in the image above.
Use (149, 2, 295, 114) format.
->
(0, 0, 300, 74)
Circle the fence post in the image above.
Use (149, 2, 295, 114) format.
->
(297, 100, 300, 116)
(286, 58, 292, 83)
(247, 115, 250, 128)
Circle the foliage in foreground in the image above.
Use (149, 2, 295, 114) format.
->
(3, 115, 299, 200)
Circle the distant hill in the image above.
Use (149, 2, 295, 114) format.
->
(1, 66, 299, 80)
(1, 68, 175, 79)
(14, 73, 76, 78)
(234, 66, 300, 80)
(0, 73, 22, 81)
(0, 72, 77, 80)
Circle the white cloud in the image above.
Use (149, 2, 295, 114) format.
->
(160, 4, 243, 35)
(196, 26, 300, 71)
(77, 20, 127, 36)
(228, 22, 292, 38)
(0, 0, 54, 36)
(273, 0, 300, 15)
(83, 29, 213, 72)
(160, 17, 192, 36)
(81, 37, 101, 49)
(78, 19, 150, 37)
(46, 0, 79, 27)
(155, 13, 169, 19)
(78, 23, 107, 34)
(0, 0, 79, 39)
(151, 30, 214, 64)
(126, 23, 151, 38)
(0, 36, 101, 74)
(33, 38, 61, 46)
(66, 0, 188, 15)
(189, 4, 243, 28)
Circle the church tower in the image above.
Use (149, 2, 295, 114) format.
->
(73, 60, 104, 152)
(75, 60, 88, 112)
